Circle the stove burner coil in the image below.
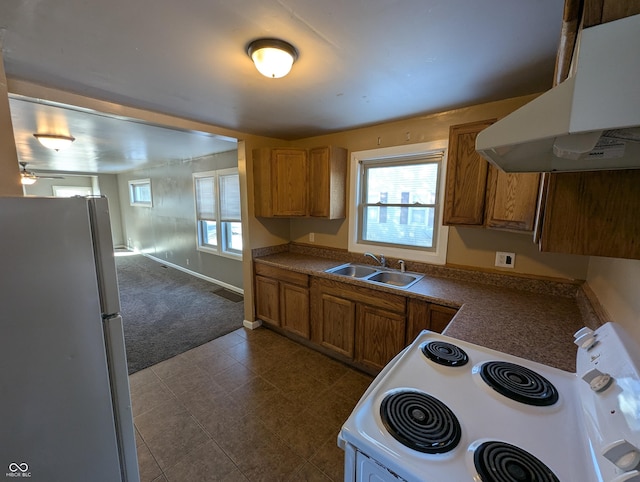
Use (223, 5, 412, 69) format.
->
(474, 441, 560, 482)
(479, 361, 558, 406)
(421, 341, 469, 367)
(380, 390, 461, 454)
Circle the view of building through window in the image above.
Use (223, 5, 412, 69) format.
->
(361, 159, 439, 249)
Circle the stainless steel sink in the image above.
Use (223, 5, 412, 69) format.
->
(326, 263, 378, 278)
(325, 263, 424, 289)
(367, 271, 421, 288)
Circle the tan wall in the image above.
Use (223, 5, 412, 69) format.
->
(0, 55, 22, 196)
(288, 95, 590, 280)
(587, 257, 640, 344)
(448, 227, 588, 280)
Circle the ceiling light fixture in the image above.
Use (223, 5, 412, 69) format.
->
(247, 38, 298, 79)
(33, 133, 76, 151)
(19, 162, 37, 185)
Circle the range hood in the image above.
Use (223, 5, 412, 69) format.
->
(476, 14, 640, 173)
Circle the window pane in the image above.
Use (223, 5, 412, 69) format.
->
(219, 173, 241, 221)
(195, 177, 216, 220)
(201, 220, 217, 246)
(365, 163, 438, 205)
(363, 206, 434, 248)
(53, 186, 93, 198)
(133, 184, 151, 203)
(223, 221, 242, 253)
(128, 179, 152, 206)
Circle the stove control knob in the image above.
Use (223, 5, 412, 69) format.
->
(603, 440, 640, 471)
(611, 473, 640, 482)
(574, 331, 597, 350)
(574, 327, 594, 339)
(582, 368, 613, 392)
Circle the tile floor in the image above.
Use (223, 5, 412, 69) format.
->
(129, 326, 374, 481)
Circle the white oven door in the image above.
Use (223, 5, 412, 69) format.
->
(356, 451, 406, 482)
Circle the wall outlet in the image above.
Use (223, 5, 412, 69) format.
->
(309, 232, 315, 243)
(186, 258, 190, 266)
(495, 251, 516, 268)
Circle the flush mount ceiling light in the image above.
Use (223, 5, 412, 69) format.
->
(33, 133, 76, 151)
(247, 38, 298, 78)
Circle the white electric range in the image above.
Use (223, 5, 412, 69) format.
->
(338, 322, 640, 481)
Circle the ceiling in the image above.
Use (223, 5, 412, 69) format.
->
(1, 0, 564, 174)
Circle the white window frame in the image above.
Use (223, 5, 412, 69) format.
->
(52, 185, 93, 197)
(348, 140, 449, 265)
(128, 178, 152, 207)
(193, 168, 242, 260)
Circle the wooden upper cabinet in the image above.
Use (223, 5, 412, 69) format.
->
(583, 0, 640, 27)
(309, 146, 347, 219)
(444, 120, 540, 232)
(444, 120, 494, 225)
(485, 167, 540, 231)
(540, 170, 640, 259)
(271, 149, 308, 216)
(536, 0, 640, 259)
(253, 146, 347, 219)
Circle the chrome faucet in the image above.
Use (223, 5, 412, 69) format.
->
(364, 252, 386, 268)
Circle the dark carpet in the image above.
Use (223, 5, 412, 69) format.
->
(115, 252, 244, 374)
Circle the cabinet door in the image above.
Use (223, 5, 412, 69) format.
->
(309, 146, 347, 219)
(355, 304, 406, 372)
(316, 292, 356, 358)
(255, 275, 280, 326)
(407, 299, 458, 342)
(406, 298, 430, 343)
(540, 170, 640, 259)
(485, 166, 540, 232)
(280, 283, 310, 339)
(444, 119, 496, 225)
(428, 305, 457, 334)
(271, 149, 308, 216)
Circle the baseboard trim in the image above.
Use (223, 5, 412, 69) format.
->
(141, 253, 244, 295)
(243, 319, 262, 330)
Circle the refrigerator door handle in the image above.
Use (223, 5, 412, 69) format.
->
(104, 315, 140, 482)
(87, 197, 121, 315)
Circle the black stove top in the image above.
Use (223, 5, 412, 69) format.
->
(421, 340, 469, 367)
(380, 389, 461, 454)
(474, 440, 560, 482)
(479, 361, 559, 406)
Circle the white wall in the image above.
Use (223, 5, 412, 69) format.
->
(587, 257, 640, 344)
(23, 172, 125, 247)
(117, 150, 243, 290)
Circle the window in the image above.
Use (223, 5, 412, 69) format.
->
(349, 140, 449, 265)
(52, 186, 93, 197)
(128, 179, 152, 206)
(193, 168, 242, 259)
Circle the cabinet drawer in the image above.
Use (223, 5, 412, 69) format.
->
(255, 263, 309, 287)
(313, 278, 405, 314)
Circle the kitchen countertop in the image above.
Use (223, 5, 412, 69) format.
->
(254, 251, 592, 372)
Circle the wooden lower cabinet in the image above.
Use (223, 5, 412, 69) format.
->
(257, 266, 459, 374)
(254, 263, 310, 339)
(315, 292, 356, 358)
(311, 278, 407, 373)
(355, 304, 406, 372)
(280, 283, 310, 338)
(406, 298, 458, 342)
(255, 275, 279, 325)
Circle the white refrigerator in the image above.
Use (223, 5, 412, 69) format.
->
(0, 196, 139, 482)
